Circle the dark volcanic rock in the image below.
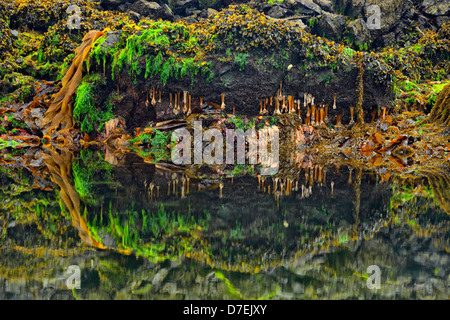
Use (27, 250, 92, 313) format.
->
(82, 6, 395, 131)
(267, 5, 289, 19)
(298, 0, 322, 14)
(170, 0, 200, 16)
(316, 11, 346, 39)
(129, 0, 174, 21)
(98, 50, 393, 130)
(315, 0, 334, 12)
(100, 0, 135, 10)
(346, 18, 372, 47)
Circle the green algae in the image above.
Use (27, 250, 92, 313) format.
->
(74, 74, 114, 134)
(85, 203, 211, 263)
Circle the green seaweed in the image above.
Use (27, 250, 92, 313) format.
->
(74, 74, 114, 134)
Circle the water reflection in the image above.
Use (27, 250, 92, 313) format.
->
(0, 147, 448, 299)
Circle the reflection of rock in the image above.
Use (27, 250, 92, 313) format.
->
(152, 268, 169, 287)
(98, 231, 118, 249)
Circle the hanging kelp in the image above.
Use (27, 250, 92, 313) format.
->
(42, 30, 106, 134)
(426, 84, 450, 129)
(42, 149, 105, 249)
(355, 52, 365, 126)
(424, 167, 450, 215)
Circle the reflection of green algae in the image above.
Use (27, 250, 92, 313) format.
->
(215, 271, 243, 299)
(72, 149, 113, 205)
(129, 130, 172, 162)
(0, 139, 25, 149)
(86, 203, 211, 263)
(74, 74, 115, 134)
(214, 271, 281, 300)
(132, 284, 153, 295)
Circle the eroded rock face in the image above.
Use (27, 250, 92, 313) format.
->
(84, 7, 394, 131)
(93, 47, 393, 130)
(420, 0, 450, 16)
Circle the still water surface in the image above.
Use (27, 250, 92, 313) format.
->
(0, 147, 448, 299)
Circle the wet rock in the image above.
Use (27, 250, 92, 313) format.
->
(202, 8, 218, 18)
(186, 7, 201, 16)
(297, 0, 322, 14)
(129, 0, 174, 21)
(98, 231, 118, 248)
(289, 18, 308, 29)
(317, 11, 346, 39)
(333, 0, 365, 17)
(100, 31, 122, 51)
(183, 16, 198, 23)
(346, 18, 371, 47)
(10, 29, 19, 38)
(417, 14, 431, 26)
(292, 282, 304, 294)
(100, 0, 134, 10)
(372, 0, 410, 33)
(128, 11, 141, 23)
(30, 107, 45, 119)
(29, 158, 44, 167)
(171, 0, 198, 16)
(161, 281, 179, 295)
(268, 5, 289, 19)
(284, 0, 297, 7)
(315, 0, 334, 12)
(172, 0, 196, 6)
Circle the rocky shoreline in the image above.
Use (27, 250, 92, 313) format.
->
(0, 0, 449, 147)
